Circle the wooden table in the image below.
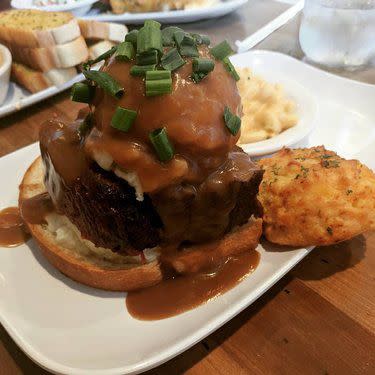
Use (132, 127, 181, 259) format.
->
(1, 1, 374, 374)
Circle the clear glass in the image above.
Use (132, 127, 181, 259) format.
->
(299, 0, 375, 68)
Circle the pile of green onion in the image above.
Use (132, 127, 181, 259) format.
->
(71, 20, 242, 162)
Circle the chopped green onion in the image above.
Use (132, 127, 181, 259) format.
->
(210, 40, 234, 60)
(161, 48, 185, 71)
(83, 70, 124, 99)
(174, 32, 199, 57)
(173, 30, 185, 46)
(146, 70, 171, 80)
(78, 113, 93, 137)
(149, 127, 174, 162)
(130, 64, 156, 76)
(111, 107, 137, 132)
(136, 49, 158, 65)
(191, 33, 210, 46)
(83, 46, 117, 70)
(190, 58, 214, 83)
(162, 26, 183, 46)
(146, 79, 172, 96)
(191, 72, 208, 83)
(144, 20, 161, 29)
(223, 106, 241, 136)
(137, 20, 163, 56)
(145, 70, 172, 96)
(125, 29, 138, 46)
(192, 58, 214, 73)
(115, 41, 135, 61)
(222, 56, 240, 81)
(70, 82, 95, 103)
(180, 44, 199, 57)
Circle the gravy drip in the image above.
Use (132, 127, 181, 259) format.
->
(126, 250, 260, 320)
(152, 150, 261, 243)
(0, 207, 30, 247)
(39, 118, 89, 206)
(20, 192, 54, 225)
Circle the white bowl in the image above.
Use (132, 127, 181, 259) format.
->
(230, 52, 318, 158)
(11, 0, 97, 16)
(0, 44, 12, 106)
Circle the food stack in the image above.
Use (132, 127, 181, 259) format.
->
(0, 9, 127, 93)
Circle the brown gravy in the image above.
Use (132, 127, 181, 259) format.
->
(126, 250, 260, 320)
(19, 192, 54, 225)
(0, 207, 30, 247)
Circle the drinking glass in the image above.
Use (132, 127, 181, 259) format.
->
(299, 0, 375, 68)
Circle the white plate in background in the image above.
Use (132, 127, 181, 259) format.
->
(232, 52, 318, 157)
(81, 0, 248, 24)
(237, 50, 375, 159)
(0, 74, 83, 119)
(0, 50, 374, 375)
(11, 0, 98, 16)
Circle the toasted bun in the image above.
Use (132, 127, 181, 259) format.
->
(19, 157, 262, 291)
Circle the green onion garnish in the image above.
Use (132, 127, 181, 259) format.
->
(70, 82, 95, 103)
(191, 72, 208, 83)
(210, 40, 234, 60)
(175, 33, 199, 57)
(83, 46, 117, 70)
(222, 56, 240, 81)
(162, 26, 183, 46)
(161, 48, 185, 71)
(111, 107, 137, 132)
(83, 70, 124, 99)
(125, 29, 139, 46)
(149, 127, 174, 162)
(146, 70, 171, 80)
(180, 44, 199, 57)
(78, 113, 93, 137)
(146, 79, 172, 96)
(136, 49, 158, 65)
(192, 33, 210, 46)
(144, 20, 161, 29)
(137, 20, 163, 56)
(223, 106, 241, 136)
(130, 64, 156, 76)
(145, 70, 172, 96)
(173, 30, 185, 46)
(115, 41, 135, 61)
(192, 58, 214, 73)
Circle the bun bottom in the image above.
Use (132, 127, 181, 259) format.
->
(19, 157, 262, 291)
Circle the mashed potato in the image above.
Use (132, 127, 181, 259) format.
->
(237, 68, 298, 144)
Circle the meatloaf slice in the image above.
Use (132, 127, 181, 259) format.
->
(56, 162, 162, 253)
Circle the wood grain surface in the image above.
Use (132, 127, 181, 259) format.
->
(0, 1, 374, 374)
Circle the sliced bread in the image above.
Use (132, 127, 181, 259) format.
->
(88, 40, 115, 60)
(11, 62, 77, 93)
(78, 19, 127, 43)
(6, 36, 88, 72)
(0, 9, 81, 48)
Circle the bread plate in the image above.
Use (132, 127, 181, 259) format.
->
(0, 50, 374, 374)
(0, 44, 12, 105)
(0, 73, 83, 119)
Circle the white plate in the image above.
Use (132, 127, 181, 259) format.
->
(81, 0, 248, 24)
(232, 52, 318, 157)
(1, 50, 375, 375)
(11, 0, 97, 16)
(0, 74, 83, 119)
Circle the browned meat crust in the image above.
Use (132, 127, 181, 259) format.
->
(56, 162, 162, 253)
